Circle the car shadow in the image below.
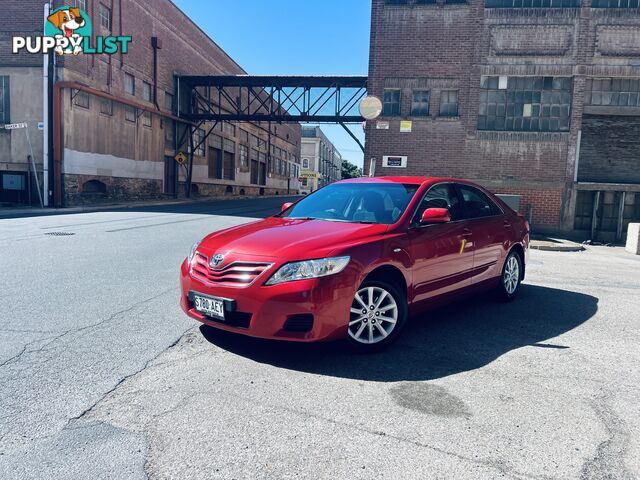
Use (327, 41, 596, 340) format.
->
(199, 284, 598, 382)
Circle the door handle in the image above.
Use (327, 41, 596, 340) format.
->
(503, 221, 512, 228)
(462, 229, 472, 237)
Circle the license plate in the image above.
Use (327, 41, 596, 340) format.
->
(193, 295, 225, 320)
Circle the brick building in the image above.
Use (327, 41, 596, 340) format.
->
(0, 0, 301, 207)
(300, 126, 343, 194)
(365, 0, 640, 241)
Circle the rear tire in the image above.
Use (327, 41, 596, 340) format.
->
(347, 279, 407, 352)
(497, 250, 522, 302)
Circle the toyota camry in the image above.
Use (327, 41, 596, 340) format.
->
(180, 177, 529, 351)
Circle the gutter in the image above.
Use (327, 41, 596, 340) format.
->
(52, 81, 195, 207)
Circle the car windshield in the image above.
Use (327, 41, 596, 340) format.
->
(280, 183, 420, 225)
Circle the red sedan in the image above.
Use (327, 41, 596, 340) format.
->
(180, 177, 529, 351)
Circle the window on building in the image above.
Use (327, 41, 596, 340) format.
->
(439, 90, 459, 117)
(588, 78, 640, 107)
(125, 105, 136, 123)
(301, 127, 317, 138)
(208, 135, 223, 179)
(165, 92, 174, 112)
(411, 90, 430, 116)
(240, 129, 249, 143)
(239, 144, 248, 168)
(98, 3, 111, 31)
(73, 90, 90, 109)
(223, 139, 236, 180)
(143, 81, 152, 103)
(165, 120, 174, 150)
(0, 76, 9, 124)
(124, 73, 135, 96)
(485, 0, 579, 6)
(223, 123, 236, 137)
(142, 111, 152, 127)
(383, 89, 401, 116)
(195, 128, 206, 156)
(302, 158, 309, 169)
(301, 178, 308, 187)
(478, 76, 572, 132)
(587, 0, 636, 5)
(100, 98, 113, 115)
(74, 0, 88, 13)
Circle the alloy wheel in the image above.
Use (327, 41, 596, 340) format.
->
(348, 286, 398, 344)
(503, 255, 520, 295)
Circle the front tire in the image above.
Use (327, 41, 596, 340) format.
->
(347, 280, 407, 352)
(498, 250, 523, 301)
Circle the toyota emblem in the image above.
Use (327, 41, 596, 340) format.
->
(210, 254, 225, 268)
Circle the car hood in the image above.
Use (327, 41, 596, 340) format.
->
(198, 217, 389, 260)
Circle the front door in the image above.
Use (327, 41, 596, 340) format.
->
(408, 183, 475, 303)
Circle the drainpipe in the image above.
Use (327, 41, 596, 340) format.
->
(42, 3, 50, 206)
(52, 81, 195, 207)
(151, 37, 162, 109)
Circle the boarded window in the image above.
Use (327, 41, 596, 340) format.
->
(478, 76, 572, 132)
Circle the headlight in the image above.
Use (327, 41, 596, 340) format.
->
(265, 256, 350, 285)
(188, 241, 200, 264)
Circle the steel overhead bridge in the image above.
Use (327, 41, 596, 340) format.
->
(174, 75, 369, 197)
(176, 75, 368, 124)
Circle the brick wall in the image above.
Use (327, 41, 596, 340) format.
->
(366, 0, 640, 233)
(579, 115, 640, 184)
(0, 0, 47, 68)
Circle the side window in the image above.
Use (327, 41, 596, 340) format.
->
(415, 184, 462, 224)
(458, 185, 502, 219)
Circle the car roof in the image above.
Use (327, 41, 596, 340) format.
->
(337, 176, 465, 186)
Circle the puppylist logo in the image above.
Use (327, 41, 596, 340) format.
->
(12, 6, 131, 56)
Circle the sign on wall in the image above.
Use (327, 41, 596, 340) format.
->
(300, 172, 321, 179)
(400, 121, 412, 133)
(383, 156, 407, 168)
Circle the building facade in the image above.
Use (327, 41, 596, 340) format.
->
(300, 126, 342, 194)
(0, 0, 301, 208)
(366, 0, 640, 241)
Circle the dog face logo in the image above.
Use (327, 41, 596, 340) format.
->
(12, 6, 130, 56)
(46, 7, 89, 55)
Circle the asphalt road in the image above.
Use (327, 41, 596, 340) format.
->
(1, 197, 639, 479)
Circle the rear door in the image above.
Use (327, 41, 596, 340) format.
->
(455, 184, 508, 285)
(408, 183, 475, 303)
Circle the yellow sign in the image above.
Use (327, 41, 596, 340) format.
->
(300, 171, 321, 179)
(400, 120, 412, 133)
(174, 152, 187, 165)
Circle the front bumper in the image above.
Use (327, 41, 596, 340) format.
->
(180, 259, 358, 342)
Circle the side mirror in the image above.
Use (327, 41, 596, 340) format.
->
(421, 207, 451, 224)
(281, 202, 294, 212)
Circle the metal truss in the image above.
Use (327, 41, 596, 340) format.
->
(176, 75, 368, 123)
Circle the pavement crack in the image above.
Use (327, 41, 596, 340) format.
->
(580, 395, 634, 480)
(32, 287, 179, 356)
(65, 330, 189, 428)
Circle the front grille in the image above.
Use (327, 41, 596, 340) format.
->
(283, 314, 314, 333)
(191, 253, 272, 286)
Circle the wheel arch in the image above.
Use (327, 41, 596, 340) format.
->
(508, 243, 526, 281)
(362, 264, 408, 299)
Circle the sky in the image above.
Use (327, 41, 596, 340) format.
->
(173, 0, 371, 168)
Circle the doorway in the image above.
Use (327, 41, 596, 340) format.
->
(164, 156, 177, 196)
